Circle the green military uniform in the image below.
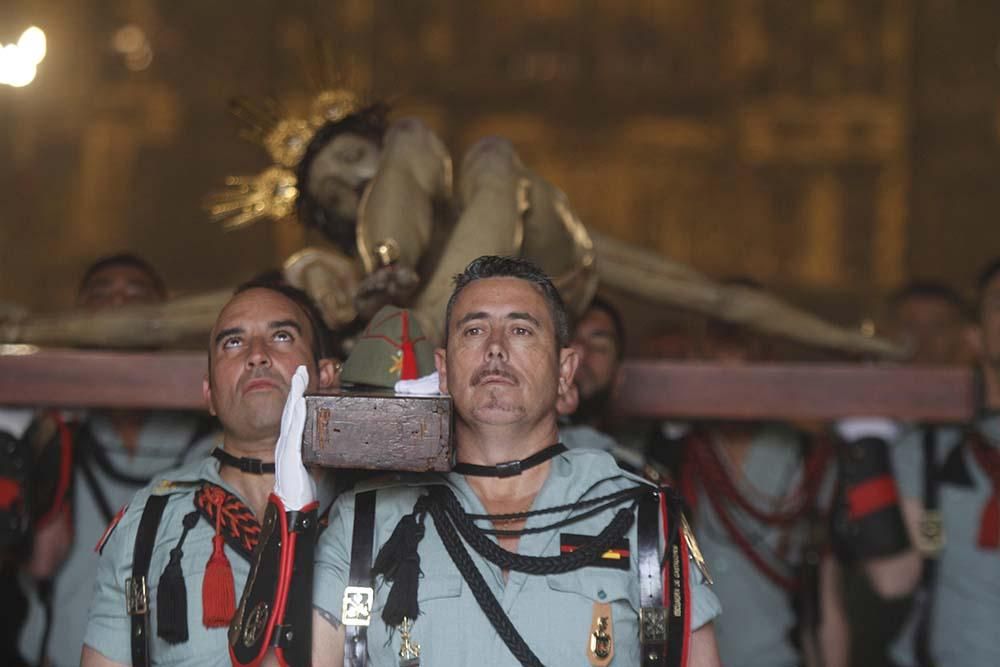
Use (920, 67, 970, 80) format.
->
(86, 454, 335, 666)
(888, 415, 1000, 667)
(19, 412, 216, 667)
(314, 448, 721, 666)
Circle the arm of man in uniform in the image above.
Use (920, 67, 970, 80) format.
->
(862, 496, 923, 598)
(689, 624, 722, 667)
(80, 496, 143, 667)
(817, 554, 849, 667)
(831, 419, 922, 599)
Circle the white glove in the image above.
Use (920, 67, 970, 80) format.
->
(273, 365, 316, 510)
(834, 417, 901, 443)
(394, 371, 441, 395)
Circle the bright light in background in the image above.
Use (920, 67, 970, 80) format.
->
(0, 26, 46, 88)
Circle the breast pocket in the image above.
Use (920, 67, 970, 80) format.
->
(522, 569, 641, 666)
(369, 573, 465, 664)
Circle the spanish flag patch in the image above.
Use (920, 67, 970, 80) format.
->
(560, 534, 630, 570)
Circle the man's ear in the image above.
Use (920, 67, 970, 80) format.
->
(557, 345, 580, 398)
(202, 376, 216, 416)
(434, 348, 448, 394)
(317, 358, 339, 390)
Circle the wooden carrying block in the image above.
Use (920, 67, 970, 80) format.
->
(302, 390, 454, 471)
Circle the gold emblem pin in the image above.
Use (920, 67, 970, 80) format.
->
(587, 602, 614, 666)
(398, 616, 421, 667)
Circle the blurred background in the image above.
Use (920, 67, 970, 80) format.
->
(1, 0, 998, 335)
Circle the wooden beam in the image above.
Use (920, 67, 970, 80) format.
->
(0, 348, 976, 421)
(613, 361, 974, 422)
(0, 347, 207, 410)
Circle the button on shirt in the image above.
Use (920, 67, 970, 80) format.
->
(314, 448, 721, 666)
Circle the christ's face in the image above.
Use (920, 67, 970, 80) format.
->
(305, 132, 381, 223)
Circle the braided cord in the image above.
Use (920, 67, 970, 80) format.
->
(428, 497, 544, 667)
(464, 485, 647, 523)
(431, 486, 636, 574)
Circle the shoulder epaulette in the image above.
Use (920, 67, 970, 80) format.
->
(150, 479, 202, 496)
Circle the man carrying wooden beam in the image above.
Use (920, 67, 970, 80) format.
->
(867, 258, 1000, 667)
(81, 280, 338, 667)
(299, 256, 722, 666)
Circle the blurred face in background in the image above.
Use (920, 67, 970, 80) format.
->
(979, 273, 1000, 369)
(697, 320, 762, 365)
(572, 306, 621, 401)
(78, 263, 165, 310)
(890, 295, 966, 365)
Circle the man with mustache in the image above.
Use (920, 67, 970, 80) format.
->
(310, 255, 722, 666)
(81, 281, 338, 667)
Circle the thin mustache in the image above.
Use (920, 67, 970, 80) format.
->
(471, 367, 518, 386)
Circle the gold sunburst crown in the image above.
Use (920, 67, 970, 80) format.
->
(206, 88, 363, 230)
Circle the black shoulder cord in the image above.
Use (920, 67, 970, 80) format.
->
(419, 485, 641, 666)
(794, 433, 824, 662)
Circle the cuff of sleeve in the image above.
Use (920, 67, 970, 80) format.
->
(83, 626, 131, 666)
(689, 582, 722, 632)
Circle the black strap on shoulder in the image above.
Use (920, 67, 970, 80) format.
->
(344, 490, 377, 667)
(795, 434, 824, 653)
(129, 495, 169, 667)
(915, 427, 940, 666)
(638, 489, 667, 667)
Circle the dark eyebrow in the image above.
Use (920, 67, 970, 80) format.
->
(269, 320, 303, 334)
(455, 311, 489, 328)
(214, 327, 244, 346)
(507, 312, 542, 328)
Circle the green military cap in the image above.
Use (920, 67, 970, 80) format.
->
(340, 305, 435, 388)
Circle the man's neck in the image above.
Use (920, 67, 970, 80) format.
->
(455, 418, 559, 502)
(217, 437, 277, 520)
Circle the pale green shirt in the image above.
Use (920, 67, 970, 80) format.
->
(314, 448, 721, 666)
(18, 413, 217, 667)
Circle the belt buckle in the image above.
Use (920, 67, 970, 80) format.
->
(125, 576, 149, 616)
(639, 606, 668, 645)
(342, 586, 374, 627)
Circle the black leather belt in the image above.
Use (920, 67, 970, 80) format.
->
(129, 495, 169, 667)
(344, 491, 377, 667)
(638, 488, 689, 667)
(637, 490, 667, 667)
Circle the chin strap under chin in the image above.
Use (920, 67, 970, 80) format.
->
(229, 494, 319, 667)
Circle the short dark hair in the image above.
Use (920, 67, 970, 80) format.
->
(976, 259, 1000, 304)
(294, 104, 389, 253)
(888, 280, 967, 316)
(443, 255, 570, 349)
(230, 279, 333, 362)
(79, 253, 166, 298)
(582, 296, 626, 360)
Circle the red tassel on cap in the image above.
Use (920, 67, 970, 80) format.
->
(400, 311, 418, 380)
(202, 508, 236, 626)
